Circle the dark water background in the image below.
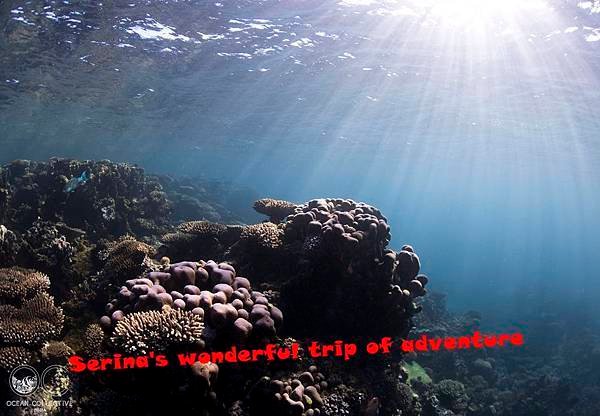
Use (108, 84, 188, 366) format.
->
(1, 0, 600, 325)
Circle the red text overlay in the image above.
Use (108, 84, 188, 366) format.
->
(68, 331, 524, 373)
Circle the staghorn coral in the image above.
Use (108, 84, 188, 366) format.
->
(110, 306, 204, 355)
(0, 267, 50, 302)
(253, 198, 297, 223)
(0, 292, 65, 346)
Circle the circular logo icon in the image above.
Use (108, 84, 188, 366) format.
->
(9, 365, 39, 397)
(41, 365, 71, 397)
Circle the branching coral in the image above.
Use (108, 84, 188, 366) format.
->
(0, 346, 34, 369)
(0, 293, 65, 346)
(0, 267, 65, 370)
(83, 323, 106, 358)
(110, 306, 205, 355)
(0, 267, 50, 302)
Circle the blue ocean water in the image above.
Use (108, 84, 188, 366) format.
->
(1, 0, 600, 323)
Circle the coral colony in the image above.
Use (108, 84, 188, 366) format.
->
(0, 158, 580, 416)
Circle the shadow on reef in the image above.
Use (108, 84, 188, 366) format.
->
(0, 158, 599, 416)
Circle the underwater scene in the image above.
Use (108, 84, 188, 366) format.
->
(1, 0, 600, 414)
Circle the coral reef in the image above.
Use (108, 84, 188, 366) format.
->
(157, 175, 259, 224)
(273, 199, 428, 337)
(0, 267, 65, 371)
(0, 158, 171, 239)
(281, 198, 391, 258)
(0, 224, 21, 265)
(159, 221, 242, 261)
(102, 260, 283, 351)
(22, 219, 76, 275)
(434, 379, 469, 413)
(0, 293, 65, 348)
